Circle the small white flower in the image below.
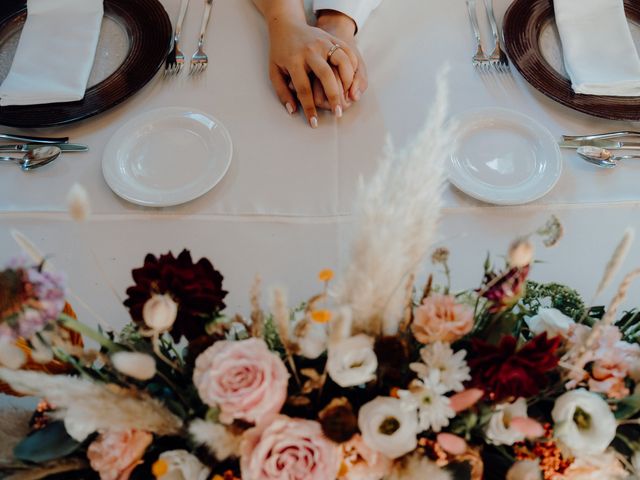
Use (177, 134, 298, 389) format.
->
(292, 312, 327, 359)
(485, 398, 528, 446)
(111, 351, 156, 381)
(189, 419, 241, 461)
(506, 460, 541, 480)
(0, 339, 26, 370)
(358, 397, 418, 459)
(552, 389, 617, 456)
(525, 308, 575, 338)
(327, 334, 377, 387)
(66, 183, 91, 222)
(398, 374, 455, 433)
(64, 409, 96, 442)
(508, 238, 534, 268)
(410, 342, 470, 393)
(564, 450, 628, 479)
(156, 449, 210, 480)
(143, 294, 178, 332)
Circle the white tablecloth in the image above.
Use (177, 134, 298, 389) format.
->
(1, 0, 640, 331)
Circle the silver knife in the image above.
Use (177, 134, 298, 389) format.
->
(0, 143, 87, 152)
(560, 140, 640, 150)
(0, 133, 68, 144)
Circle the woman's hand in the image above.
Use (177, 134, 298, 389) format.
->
(266, 17, 359, 127)
(314, 10, 368, 111)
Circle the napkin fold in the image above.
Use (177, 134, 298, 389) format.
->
(0, 0, 104, 106)
(554, 0, 640, 96)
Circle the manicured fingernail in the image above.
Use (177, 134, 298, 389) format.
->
(285, 102, 294, 115)
(353, 89, 362, 101)
(310, 116, 318, 128)
(334, 105, 343, 118)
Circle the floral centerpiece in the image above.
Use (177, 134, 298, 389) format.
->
(2, 75, 640, 480)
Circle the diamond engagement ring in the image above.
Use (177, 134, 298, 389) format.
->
(327, 44, 341, 61)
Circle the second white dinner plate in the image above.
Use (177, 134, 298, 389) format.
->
(102, 107, 232, 207)
(447, 107, 562, 205)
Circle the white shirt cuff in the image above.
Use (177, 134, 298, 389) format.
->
(313, 0, 381, 32)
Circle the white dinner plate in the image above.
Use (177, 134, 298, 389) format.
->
(102, 107, 232, 207)
(447, 107, 562, 205)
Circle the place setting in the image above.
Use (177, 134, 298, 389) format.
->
(451, 0, 640, 206)
(0, 0, 231, 207)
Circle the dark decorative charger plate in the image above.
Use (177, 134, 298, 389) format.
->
(504, 0, 640, 121)
(0, 0, 172, 128)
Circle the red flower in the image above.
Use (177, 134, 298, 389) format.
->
(124, 250, 227, 342)
(480, 266, 529, 313)
(468, 333, 560, 402)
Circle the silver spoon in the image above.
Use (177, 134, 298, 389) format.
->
(0, 146, 61, 171)
(575, 145, 640, 169)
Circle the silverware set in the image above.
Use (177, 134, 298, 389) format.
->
(0, 133, 88, 171)
(465, 0, 510, 73)
(165, 0, 213, 76)
(560, 131, 640, 169)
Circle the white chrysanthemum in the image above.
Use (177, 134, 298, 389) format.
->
(398, 374, 455, 433)
(410, 342, 470, 393)
(387, 454, 452, 480)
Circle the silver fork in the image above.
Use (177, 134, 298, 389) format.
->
(165, 0, 190, 76)
(190, 0, 214, 75)
(483, 0, 510, 72)
(465, 0, 490, 70)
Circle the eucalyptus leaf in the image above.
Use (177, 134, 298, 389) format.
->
(14, 421, 81, 463)
(614, 395, 640, 420)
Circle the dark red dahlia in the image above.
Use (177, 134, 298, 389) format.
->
(480, 266, 529, 313)
(123, 250, 227, 342)
(468, 333, 560, 402)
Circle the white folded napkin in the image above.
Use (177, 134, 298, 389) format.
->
(554, 0, 640, 96)
(0, 0, 103, 106)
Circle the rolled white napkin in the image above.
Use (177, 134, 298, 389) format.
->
(554, 0, 640, 96)
(0, 0, 103, 106)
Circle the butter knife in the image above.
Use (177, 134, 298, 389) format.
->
(0, 133, 68, 144)
(0, 143, 87, 152)
(560, 140, 640, 150)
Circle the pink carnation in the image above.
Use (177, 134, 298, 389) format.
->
(193, 338, 289, 424)
(87, 430, 152, 480)
(412, 294, 474, 344)
(241, 415, 340, 480)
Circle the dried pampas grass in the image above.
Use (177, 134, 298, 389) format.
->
(0, 368, 182, 441)
(189, 419, 242, 461)
(334, 67, 455, 335)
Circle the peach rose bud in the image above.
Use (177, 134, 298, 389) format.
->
(511, 417, 545, 439)
(437, 433, 467, 455)
(450, 388, 484, 413)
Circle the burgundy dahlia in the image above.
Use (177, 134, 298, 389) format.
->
(468, 333, 560, 402)
(480, 265, 529, 313)
(124, 250, 227, 342)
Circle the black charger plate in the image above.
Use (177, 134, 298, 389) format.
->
(0, 0, 171, 128)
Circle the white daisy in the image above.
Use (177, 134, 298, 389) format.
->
(410, 342, 470, 393)
(398, 373, 455, 433)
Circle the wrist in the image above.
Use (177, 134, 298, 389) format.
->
(316, 10, 356, 38)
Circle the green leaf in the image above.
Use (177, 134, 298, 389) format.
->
(14, 421, 81, 463)
(614, 394, 640, 420)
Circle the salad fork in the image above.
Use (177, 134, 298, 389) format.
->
(165, 0, 190, 76)
(465, 0, 490, 70)
(190, 0, 214, 75)
(483, 0, 510, 72)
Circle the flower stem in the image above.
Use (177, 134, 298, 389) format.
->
(58, 313, 122, 353)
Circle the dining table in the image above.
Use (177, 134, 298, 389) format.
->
(1, 0, 640, 361)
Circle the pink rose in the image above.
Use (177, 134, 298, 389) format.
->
(87, 430, 152, 480)
(193, 338, 289, 424)
(241, 415, 340, 480)
(412, 294, 474, 344)
(340, 434, 392, 480)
